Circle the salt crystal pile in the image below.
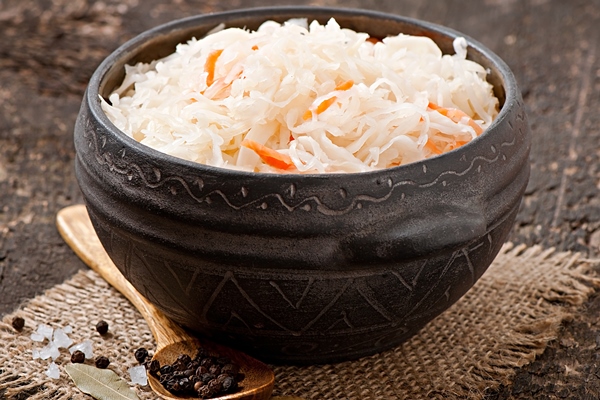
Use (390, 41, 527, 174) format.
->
(128, 365, 148, 386)
(30, 323, 91, 380)
(32, 326, 75, 360)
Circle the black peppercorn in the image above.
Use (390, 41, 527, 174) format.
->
(200, 373, 216, 384)
(179, 377, 192, 391)
(173, 359, 187, 372)
(11, 316, 25, 331)
(71, 350, 86, 363)
(176, 354, 192, 365)
(197, 385, 216, 399)
(221, 375, 237, 393)
(208, 364, 221, 376)
(172, 371, 186, 379)
(207, 378, 223, 393)
(194, 380, 204, 391)
(160, 364, 173, 375)
(134, 347, 149, 364)
(95, 355, 110, 369)
(95, 320, 109, 335)
(200, 357, 215, 368)
(146, 359, 160, 375)
(184, 368, 195, 377)
(170, 381, 181, 392)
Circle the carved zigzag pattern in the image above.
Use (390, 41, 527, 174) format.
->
(121, 235, 491, 336)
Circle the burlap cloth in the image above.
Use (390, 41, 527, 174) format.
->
(1, 243, 599, 400)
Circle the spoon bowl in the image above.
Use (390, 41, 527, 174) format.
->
(56, 204, 274, 400)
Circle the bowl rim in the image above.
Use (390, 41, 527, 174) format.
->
(86, 5, 520, 181)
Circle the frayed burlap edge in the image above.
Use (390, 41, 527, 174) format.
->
(1, 243, 599, 400)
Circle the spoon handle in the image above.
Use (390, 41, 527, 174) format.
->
(56, 205, 192, 351)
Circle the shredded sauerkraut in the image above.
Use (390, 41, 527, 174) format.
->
(101, 18, 499, 173)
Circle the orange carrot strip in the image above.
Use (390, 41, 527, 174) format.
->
(366, 37, 382, 44)
(453, 111, 484, 136)
(316, 96, 337, 115)
(425, 138, 442, 155)
(303, 96, 337, 120)
(427, 102, 441, 111)
(428, 102, 483, 135)
(335, 79, 354, 91)
(251, 45, 259, 51)
(303, 80, 354, 120)
(205, 49, 223, 87)
(241, 139, 295, 171)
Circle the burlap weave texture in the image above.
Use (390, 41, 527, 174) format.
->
(1, 244, 598, 399)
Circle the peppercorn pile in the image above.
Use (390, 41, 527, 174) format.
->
(139, 347, 243, 399)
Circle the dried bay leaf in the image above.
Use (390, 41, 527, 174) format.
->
(65, 363, 139, 400)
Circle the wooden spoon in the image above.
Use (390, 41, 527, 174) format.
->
(56, 204, 274, 400)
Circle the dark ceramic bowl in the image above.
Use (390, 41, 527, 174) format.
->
(74, 6, 530, 364)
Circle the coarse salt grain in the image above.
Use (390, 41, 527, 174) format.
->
(53, 328, 73, 349)
(32, 348, 41, 359)
(36, 324, 54, 341)
(30, 332, 45, 342)
(69, 339, 94, 359)
(45, 362, 60, 379)
(128, 365, 148, 386)
(38, 343, 61, 360)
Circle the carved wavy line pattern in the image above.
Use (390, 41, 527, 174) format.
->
(85, 119, 519, 215)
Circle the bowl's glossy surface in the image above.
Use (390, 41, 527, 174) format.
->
(74, 6, 530, 364)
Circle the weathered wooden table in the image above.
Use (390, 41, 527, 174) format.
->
(1, 0, 599, 398)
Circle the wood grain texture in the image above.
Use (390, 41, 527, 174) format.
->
(1, 0, 599, 398)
